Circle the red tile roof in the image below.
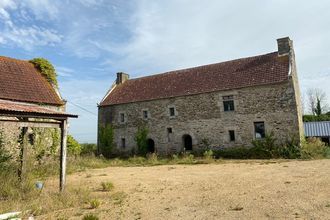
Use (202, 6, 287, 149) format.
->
(100, 52, 289, 106)
(0, 56, 63, 105)
(0, 99, 77, 118)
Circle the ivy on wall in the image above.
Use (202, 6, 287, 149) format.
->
(29, 58, 58, 87)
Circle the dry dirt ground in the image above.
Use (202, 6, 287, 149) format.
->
(42, 160, 330, 219)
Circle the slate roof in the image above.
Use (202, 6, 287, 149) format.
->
(0, 99, 77, 118)
(304, 121, 330, 137)
(100, 52, 290, 106)
(0, 56, 63, 105)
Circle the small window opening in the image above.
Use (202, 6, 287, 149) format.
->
(121, 138, 126, 148)
(254, 122, 265, 139)
(169, 107, 175, 116)
(143, 110, 148, 119)
(120, 113, 125, 123)
(167, 128, 172, 133)
(229, 130, 235, 142)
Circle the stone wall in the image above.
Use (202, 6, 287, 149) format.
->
(0, 101, 63, 164)
(98, 78, 302, 155)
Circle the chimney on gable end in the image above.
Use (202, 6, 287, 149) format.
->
(277, 37, 293, 56)
(116, 72, 129, 85)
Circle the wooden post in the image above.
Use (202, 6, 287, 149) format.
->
(19, 127, 28, 181)
(60, 119, 68, 192)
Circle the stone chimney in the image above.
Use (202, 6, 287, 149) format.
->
(116, 72, 129, 85)
(277, 37, 293, 56)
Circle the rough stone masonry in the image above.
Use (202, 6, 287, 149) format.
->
(98, 37, 303, 156)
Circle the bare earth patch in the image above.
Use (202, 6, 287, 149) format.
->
(42, 160, 330, 219)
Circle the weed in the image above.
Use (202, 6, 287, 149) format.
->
(83, 214, 99, 220)
(89, 199, 101, 209)
(101, 181, 114, 192)
(203, 150, 214, 161)
(112, 191, 127, 205)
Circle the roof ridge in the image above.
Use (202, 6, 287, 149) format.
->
(129, 51, 278, 81)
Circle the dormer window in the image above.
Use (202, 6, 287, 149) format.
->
(223, 95, 235, 111)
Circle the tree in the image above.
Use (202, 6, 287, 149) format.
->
(307, 88, 329, 116)
(98, 124, 114, 158)
(135, 126, 148, 156)
(67, 135, 81, 156)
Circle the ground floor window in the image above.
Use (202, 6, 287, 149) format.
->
(121, 138, 126, 148)
(254, 122, 265, 139)
(229, 130, 235, 142)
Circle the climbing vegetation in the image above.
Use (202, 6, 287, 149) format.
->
(29, 58, 58, 87)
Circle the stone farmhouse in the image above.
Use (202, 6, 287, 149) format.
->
(98, 37, 303, 155)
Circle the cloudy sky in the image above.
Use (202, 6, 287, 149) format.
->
(0, 0, 329, 143)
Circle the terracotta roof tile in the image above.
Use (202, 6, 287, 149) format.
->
(100, 52, 289, 106)
(0, 56, 63, 105)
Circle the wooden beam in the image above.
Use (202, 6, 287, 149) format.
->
(0, 120, 61, 128)
(60, 119, 68, 192)
(0, 113, 70, 120)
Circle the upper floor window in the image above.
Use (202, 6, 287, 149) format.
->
(142, 110, 149, 119)
(169, 107, 175, 117)
(120, 113, 125, 123)
(254, 122, 265, 139)
(223, 95, 234, 111)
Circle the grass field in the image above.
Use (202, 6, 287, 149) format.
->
(19, 159, 329, 219)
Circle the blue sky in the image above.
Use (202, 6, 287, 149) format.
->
(0, 0, 329, 143)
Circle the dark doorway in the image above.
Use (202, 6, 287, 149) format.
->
(147, 138, 155, 153)
(183, 134, 193, 151)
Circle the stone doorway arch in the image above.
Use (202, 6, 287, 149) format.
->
(182, 134, 193, 151)
(147, 138, 155, 153)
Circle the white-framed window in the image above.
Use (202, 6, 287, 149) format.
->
(254, 122, 265, 139)
(223, 95, 235, 111)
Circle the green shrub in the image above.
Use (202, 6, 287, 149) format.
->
(89, 199, 100, 209)
(303, 114, 330, 122)
(177, 153, 195, 164)
(276, 137, 301, 159)
(29, 58, 58, 87)
(67, 135, 81, 156)
(81, 143, 97, 156)
(98, 124, 114, 158)
(147, 153, 159, 164)
(301, 137, 328, 159)
(101, 181, 114, 192)
(135, 126, 148, 156)
(251, 132, 277, 157)
(203, 150, 214, 161)
(83, 214, 99, 220)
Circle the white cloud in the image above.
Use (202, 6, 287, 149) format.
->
(0, 0, 62, 50)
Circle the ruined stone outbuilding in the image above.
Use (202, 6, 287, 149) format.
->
(0, 56, 77, 191)
(98, 37, 303, 155)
